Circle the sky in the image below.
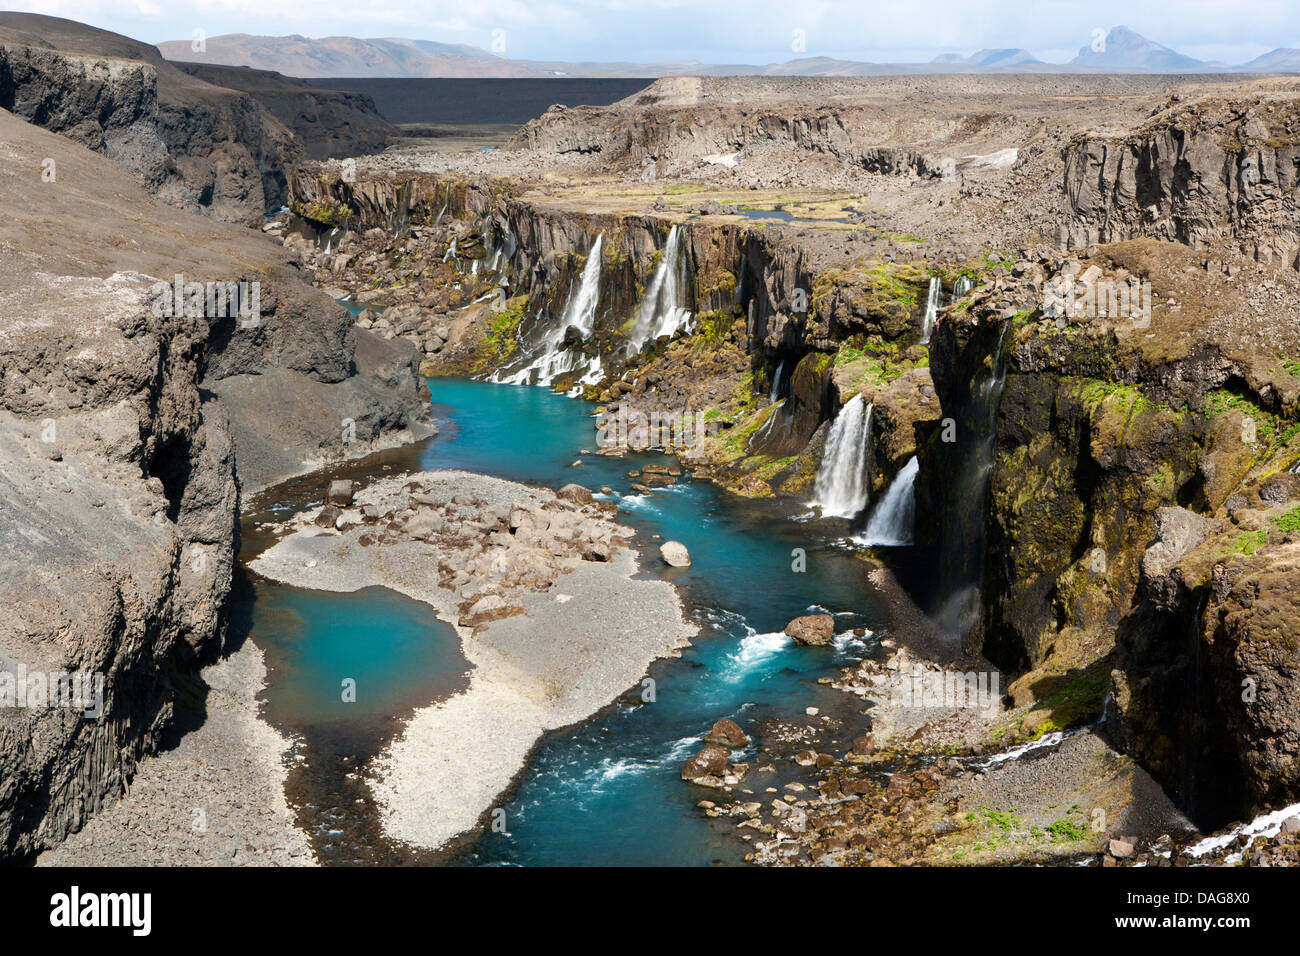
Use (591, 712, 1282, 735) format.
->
(7, 0, 1300, 65)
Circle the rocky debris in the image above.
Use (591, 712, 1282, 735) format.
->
(705, 719, 749, 749)
(785, 614, 835, 646)
(682, 745, 749, 789)
(267, 472, 629, 615)
(660, 540, 691, 567)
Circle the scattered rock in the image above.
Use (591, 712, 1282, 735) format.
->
(660, 540, 691, 567)
(327, 479, 355, 506)
(705, 718, 749, 748)
(785, 614, 834, 646)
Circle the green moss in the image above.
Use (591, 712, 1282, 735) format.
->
(1081, 380, 1153, 414)
(1272, 507, 1300, 533)
(1230, 530, 1269, 556)
(468, 296, 527, 373)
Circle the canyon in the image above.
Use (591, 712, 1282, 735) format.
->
(1, 11, 1299, 868)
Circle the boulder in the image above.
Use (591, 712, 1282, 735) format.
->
(785, 613, 835, 646)
(1107, 838, 1136, 859)
(327, 479, 355, 506)
(556, 483, 594, 504)
(660, 540, 691, 567)
(704, 718, 748, 748)
(405, 509, 445, 540)
(314, 504, 341, 528)
(682, 746, 729, 781)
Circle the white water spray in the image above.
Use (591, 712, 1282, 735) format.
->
(632, 225, 692, 348)
(919, 276, 942, 344)
(857, 455, 919, 546)
(811, 395, 873, 518)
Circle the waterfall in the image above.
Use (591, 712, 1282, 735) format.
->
(488, 227, 516, 274)
(857, 456, 919, 546)
(811, 396, 873, 518)
(442, 238, 458, 263)
(631, 225, 693, 348)
(490, 233, 604, 387)
(919, 276, 942, 345)
(561, 234, 604, 336)
(952, 275, 974, 302)
(748, 399, 786, 452)
(769, 359, 786, 403)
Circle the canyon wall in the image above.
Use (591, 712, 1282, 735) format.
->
(1061, 94, 1300, 269)
(0, 106, 431, 860)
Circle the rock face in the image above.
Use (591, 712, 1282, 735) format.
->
(0, 13, 389, 221)
(0, 269, 237, 861)
(1061, 97, 1300, 269)
(660, 541, 691, 567)
(0, 98, 433, 860)
(172, 61, 395, 161)
(785, 614, 835, 646)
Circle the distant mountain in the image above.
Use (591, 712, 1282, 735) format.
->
(928, 49, 1040, 66)
(156, 27, 1299, 78)
(1069, 25, 1207, 70)
(1237, 48, 1300, 71)
(156, 33, 529, 77)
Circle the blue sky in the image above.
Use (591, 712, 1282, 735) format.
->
(9, 0, 1299, 64)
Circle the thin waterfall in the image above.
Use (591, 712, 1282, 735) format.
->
(434, 184, 449, 226)
(747, 398, 786, 452)
(857, 456, 919, 546)
(491, 233, 604, 387)
(811, 395, 873, 518)
(952, 274, 974, 302)
(769, 359, 786, 403)
(632, 225, 692, 348)
(560, 233, 604, 336)
(919, 276, 942, 344)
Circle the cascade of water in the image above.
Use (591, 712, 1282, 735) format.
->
(952, 274, 974, 302)
(747, 399, 787, 452)
(490, 234, 604, 387)
(811, 395, 873, 518)
(442, 238, 458, 263)
(561, 234, 604, 336)
(857, 456, 919, 546)
(919, 275, 942, 344)
(631, 225, 692, 348)
(769, 359, 786, 403)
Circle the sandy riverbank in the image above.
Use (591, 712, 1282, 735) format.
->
(248, 469, 696, 851)
(38, 637, 314, 867)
